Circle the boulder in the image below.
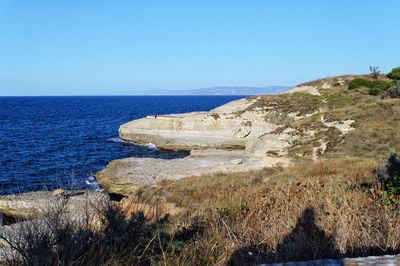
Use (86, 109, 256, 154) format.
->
(381, 84, 400, 99)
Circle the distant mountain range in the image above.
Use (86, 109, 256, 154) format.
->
(127, 86, 291, 96)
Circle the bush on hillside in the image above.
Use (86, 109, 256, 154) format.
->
(348, 78, 370, 90)
(348, 78, 392, 95)
(387, 67, 400, 80)
(368, 87, 381, 96)
(376, 153, 400, 207)
(367, 80, 392, 92)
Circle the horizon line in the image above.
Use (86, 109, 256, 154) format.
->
(0, 93, 287, 97)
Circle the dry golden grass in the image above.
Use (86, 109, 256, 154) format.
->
(6, 159, 397, 265)
(323, 99, 400, 159)
(130, 159, 400, 265)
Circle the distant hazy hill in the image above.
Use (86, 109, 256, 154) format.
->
(127, 86, 290, 96)
(167, 86, 290, 95)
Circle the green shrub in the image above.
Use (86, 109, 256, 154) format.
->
(348, 78, 371, 90)
(387, 175, 400, 196)
(387, 67, 400, 80)
(368, 80, 391, 92)
(368, 87, 381, 96)
(376, 153, 400, 208)
(348, 78, 392, 95)
(382, 191, 392, 206)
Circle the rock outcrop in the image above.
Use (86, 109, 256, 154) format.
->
(381, 83, 400, 99)
(118, 98, 276, 150)
(98, 98, 294, 196)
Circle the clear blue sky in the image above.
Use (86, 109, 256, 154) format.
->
(0, 0, 399, 96)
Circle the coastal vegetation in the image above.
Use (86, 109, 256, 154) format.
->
(347, 66, 400, 96)
(387, 67, 400, 80)
(348, 78, 392, 95)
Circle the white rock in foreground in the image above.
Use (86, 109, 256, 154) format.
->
(0, 190, 106, 221)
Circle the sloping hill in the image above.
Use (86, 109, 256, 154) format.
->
(244, 75, 400, 160)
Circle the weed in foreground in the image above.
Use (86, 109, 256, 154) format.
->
(0, 197, 202, 266)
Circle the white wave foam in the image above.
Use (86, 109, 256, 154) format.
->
(145, 143, 158, 151)
(108, 137, 158, 151)
(85, 175, 103, 192)
(108, 137, 128, 143)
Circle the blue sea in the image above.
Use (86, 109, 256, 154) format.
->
(0, 96, 244, 195)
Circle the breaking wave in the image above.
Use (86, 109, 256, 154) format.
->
(108, 137, 158, 151)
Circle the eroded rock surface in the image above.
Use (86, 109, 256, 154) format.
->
(119, 98, 277, 150)
(0, 190, 107, 222)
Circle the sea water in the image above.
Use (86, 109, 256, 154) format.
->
(0, 96, 244, 195)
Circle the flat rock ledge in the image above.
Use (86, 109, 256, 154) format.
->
(97, 97, 293, 195)
(96, 149, 288, 196)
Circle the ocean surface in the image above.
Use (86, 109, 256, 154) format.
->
(0, 96, 244, 195)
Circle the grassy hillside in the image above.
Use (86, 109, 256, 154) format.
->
(240, 77, 400, 161)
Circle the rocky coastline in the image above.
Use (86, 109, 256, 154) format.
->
(0, 76, 359, 219)
(96, 96, 293, 196)
(2, 73, 400, 264)
(95, 76, 359, 196)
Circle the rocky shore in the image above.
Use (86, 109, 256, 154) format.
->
(0, 75, 362, 218)
(96, 96, 294, 196)
(95, 77, 358, 196)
